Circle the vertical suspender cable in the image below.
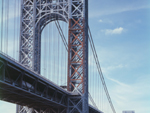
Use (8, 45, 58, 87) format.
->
(17, 0, 20, 60)
(3, 0, 5, 53)
(97, 70, 99, 107)
(53, 21, 55, 82)
(44, 17, 46, 78)
(46, 24, 47, 77)
(88, 41, 89, 93)
(61, 21, 62, 85)
(47, 21, 49, 79)
(89, 41, 91, 105)
(6, 0, 9, 54)
(90, 44, 92, 99)
(97, 71, 99, 108)
(102, 78, 103, 111)
(45, 13, 48, 78)
(49, 23, 51, 80)
(51, 22, 53, 81)
(100, 75, 101, 109)
(92, 51, 94, 100)
(39, 1, 41, 74)
(46, 6, 49, 78)
(4, 0, 6, 53)
(53, 17, 55, 83)
(99, 75, 100, 109)
(44, 20, 46, 77)
(4, 0, 5, 53)
(13, 0, 16, 58)
(55, 20, 68, 86)
(57, 4, 59, 85)
(43, 22, 45, 76)
(57, 21, 59, 85)
(65, 22, 67, 86)
(1, 0, 4, 52)
(61, 21, 63, 85)
(54, 21, 56, 83)
(94, 60, 96, 103)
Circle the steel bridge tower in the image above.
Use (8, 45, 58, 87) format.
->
(17, 0, 88, 113)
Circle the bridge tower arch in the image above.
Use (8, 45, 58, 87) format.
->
(18, 0, 88, 113)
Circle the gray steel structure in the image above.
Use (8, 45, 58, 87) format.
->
(0, 52, 102, 113)
(19, 0, 69, 73)
(67, 0, 88, 113)
(18, 0, 88, 113)
(0, 52, 69, 113)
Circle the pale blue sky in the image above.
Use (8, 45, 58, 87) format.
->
(0, 0, 150, 113)
(88, 0, 150, 113)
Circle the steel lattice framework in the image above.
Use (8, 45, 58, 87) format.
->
(67, 0, 88, 113)
(19, 0, 88, 113)
(19, 0, 69, 74)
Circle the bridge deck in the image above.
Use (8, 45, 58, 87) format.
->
(0, 52, 102, 113)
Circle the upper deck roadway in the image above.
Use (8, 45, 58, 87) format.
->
(0, 52, 102, 113)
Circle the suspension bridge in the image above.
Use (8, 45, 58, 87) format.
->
(0, 0, 116, 113)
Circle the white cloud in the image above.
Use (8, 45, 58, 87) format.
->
(101, 27, 124, 35)
(101, 64, 128, 76)
(99, 19, 103, 23)
(106, 75, 129, 87)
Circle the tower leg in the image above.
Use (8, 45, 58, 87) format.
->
(67, 0, 89, 113)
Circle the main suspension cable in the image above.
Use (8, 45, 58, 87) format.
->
(88, 26, 116, 113)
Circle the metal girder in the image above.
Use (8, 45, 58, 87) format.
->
(0, 53, 68, 113)
(0, 52, 101, 113)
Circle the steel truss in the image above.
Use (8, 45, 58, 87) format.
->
(19, 0, 88, 113)
(0, 52, 102, 113)
(19, 0, 69, 112)
(0, 53, 68, 113)
(20, 0, 69, 73)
